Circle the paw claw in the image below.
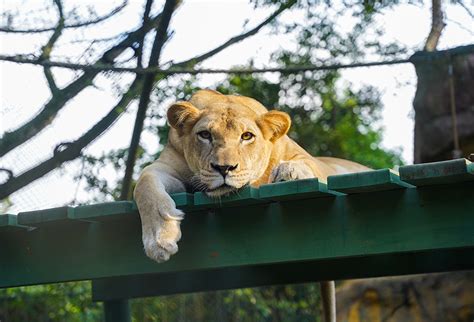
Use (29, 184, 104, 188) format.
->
(163, 208, 185, 221)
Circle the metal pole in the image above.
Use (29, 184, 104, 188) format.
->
(104, 299, 131, 322)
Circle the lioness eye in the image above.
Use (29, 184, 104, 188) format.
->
(198, 131, 211, 140)
(241, 132, 254, 140)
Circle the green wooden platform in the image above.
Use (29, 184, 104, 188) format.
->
(1, 159, 473, 321)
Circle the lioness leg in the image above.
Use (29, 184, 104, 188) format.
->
(134, 162, 186, 262)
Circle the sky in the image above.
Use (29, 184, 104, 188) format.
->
(1, 0, 473, 213)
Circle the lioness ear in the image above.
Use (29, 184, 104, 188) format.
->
(257, 110, 291, 142)
(167, 101, 201, 133)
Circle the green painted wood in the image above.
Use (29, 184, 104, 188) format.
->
(259, 179, 342, 201)
(170, 192, 194, 210)
(0, 214, 14, 226)
(0, 214, 32, 232)
(73, 201, 136, 222)
(17, 206, 74, 226)
(1, 180, 473, 289)
(193, 185, 263, 208)
(92, 247, 474, 300)
(327, 169, 414, 194)
(61, 195, 191, 223)
(399, 158, 474, 186)
(13, 194, 191, 226)
(103, 300, 131, 322)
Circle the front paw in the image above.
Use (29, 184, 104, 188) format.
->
(270, 160, 314, 183)
(143, 217, 182, 262)
(137, 194, 184, 263)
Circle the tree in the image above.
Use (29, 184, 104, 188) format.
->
(0, 1, 472, 321)
(0, 0, 297, 200)
(2, 0, 470, 200)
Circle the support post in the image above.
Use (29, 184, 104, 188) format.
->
(104, 299, 131, 322)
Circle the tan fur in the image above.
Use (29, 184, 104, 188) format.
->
(135, 88, 370, 259)
(134, 89, 371, 321)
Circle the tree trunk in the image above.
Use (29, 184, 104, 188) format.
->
(412, 45, 474, 163)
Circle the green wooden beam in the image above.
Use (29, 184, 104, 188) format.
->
(17, 206, 74, 226)
(0, 214, 32, 232)
(193, 186, 263, 208)
(92, 247, 474, 301)
(14, 194, 194, 226)
(259, 178, 342, 201)
(0, 214, 16, 226)
(73, 201, 136, 222)
(327, 169, 413, 194)
(170, 192, 194, 210)
(399, 158, 474, 186)
(1, 179, 473, 289)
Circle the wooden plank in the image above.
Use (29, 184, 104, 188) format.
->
(399, 158, 474, 186)
(171, 192, 194, 211)
(193, 186, 263, 208)
(15, 194, 192, 225)
(327, 169, 413, 194)
(1, 180, 473, 289)
(17, 206, 74, 226)
(92, 247, 474, 300)
(0, 214, 14, 226)
(72, 201, 136, 222)
(259, 179, 342, 201)
(0, 214, 32, 232)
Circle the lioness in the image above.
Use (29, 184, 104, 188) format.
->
(134, 89, 370, 322)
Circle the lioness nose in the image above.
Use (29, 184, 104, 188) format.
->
(211, 163, 238, 176)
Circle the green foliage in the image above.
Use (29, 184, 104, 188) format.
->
(0, 283, 324, 322)
(129, 284, 323, 322)
(0, 282, 101, 322)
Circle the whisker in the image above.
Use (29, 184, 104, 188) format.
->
(190, 175, 208, 192)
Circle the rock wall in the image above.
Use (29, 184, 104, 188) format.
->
(412, 45, 474, 163)
(336, 271, 474, 322)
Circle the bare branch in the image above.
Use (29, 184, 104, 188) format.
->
(0, 76, 145, 200)
(424, 0, 445, 51)
(455, 0, 473, 18)
(0, 0, 296, 197)
(137, 0, 154, 68)
(121, 0, 180, 200)
(43, 67, 58, 92)
(0, 0, 299, 75)
(0, 11, 164, 158)
(0, 0, 128, 33)
(41, 0, 65, 94)
(0, 54, 412, 74)
(67, 34, 124, 45)
(174, 0, 297, 67)
(446, 17, 474, 35)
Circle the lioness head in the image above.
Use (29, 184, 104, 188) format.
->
(167, 90, 290, 197)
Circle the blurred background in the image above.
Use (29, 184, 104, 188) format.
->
(1, 0, 473, 321)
